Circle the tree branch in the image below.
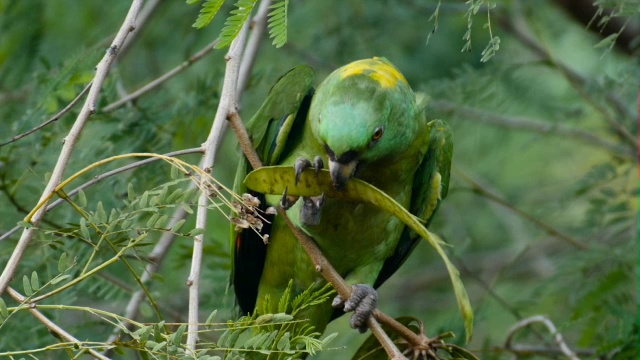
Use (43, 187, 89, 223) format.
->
(504, 315, 581, 360)
(102, 39, 220, 112)
(237, 0, 272, 98)
(186, 23, 249, 353)
(429, 100, 634, 159)
(0, 82, 92, 147)
(455, 168, 589, 249)
(0, 0, 145, 297)
(500, 4, 637, 146)
(6, 287, 111, 360)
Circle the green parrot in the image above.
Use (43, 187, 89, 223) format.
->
(232, 57, 452, 335)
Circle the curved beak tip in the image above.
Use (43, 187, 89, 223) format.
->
(329, 159, 358, 191)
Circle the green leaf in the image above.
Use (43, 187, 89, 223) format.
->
(170, 324, 186, 346)
(0, 297, 8, 318)
(139, 191, 149, 209)
(205, 309, 217, 329)
(182, 204, 193, 214)
(80, 217, 90, 239)
(77, 189, 87, 207)
(58, 252, 68, 273)
(23, 275, 33, 296)
(109, 209, 118, 223)
(30, 271, 40, 291)
(244, 166, 474, 342)
(189, 228, 205, 237)
(214, 0, 257, 49)
(147, 213, 159, 228)
(95, 201, 107, 223)
(167, 188, 184, 203)
(267, 0, 288, 48)
(128, 183, 136, 202)
(51, 275, 71, 284)
(192, 0, 225, 29)
(171, 219, 186, 232)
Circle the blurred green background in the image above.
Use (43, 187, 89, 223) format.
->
(0, 0, 637, 358)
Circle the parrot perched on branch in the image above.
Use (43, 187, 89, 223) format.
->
(232, 57, 452, 334)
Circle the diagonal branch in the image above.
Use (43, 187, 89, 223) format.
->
(0, 0, 145, 297)
(429, 100, 634, 159)
(102, 39, 220, 112)
(6, 287, 111, 360)
(0, 82, 93, 147)
(454, 168, 589, 249)
(500, 4, 637, 147)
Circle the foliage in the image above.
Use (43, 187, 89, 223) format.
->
(0, 0, 637, 359)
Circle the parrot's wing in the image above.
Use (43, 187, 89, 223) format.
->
(373, 119, 453, 288)
(231, 65, 315, 314)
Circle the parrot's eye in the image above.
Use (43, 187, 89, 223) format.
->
(371, 127, 384, 143)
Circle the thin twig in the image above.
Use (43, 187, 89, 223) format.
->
(186, 23, 249, 353)
(116, 0, 162, 60)
(0, 0, 145, 297)
(237, 0, 272, 98)
(102, 39, 220, 112)
(430, 100, 634, 159)
(0, 82, 92, 147)
(0, 148, 202, 244)
(6, 287, 112, 360)
(504, 315, 581, 360)
(454, 168, 590, 250)
(501, 4, 637, 147)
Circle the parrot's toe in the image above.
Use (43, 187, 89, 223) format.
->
(294, 156, 325, 185)
(279, 186, 299, 210)
(332, 284, 378, 333)
(300, 192, 325, 226)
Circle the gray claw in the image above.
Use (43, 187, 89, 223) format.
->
(279, 186, 299, 210)
(295, 156, 325, 185)
(294, 158, 312, 185)
(332, 284, 378, 333)
(313, 156, 324, 175)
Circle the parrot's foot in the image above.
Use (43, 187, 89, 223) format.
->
(293, 156, 326, 226)
(300, 193, 325, 226)
(332, 284, 378, 333)
(294, 156, 324, 185)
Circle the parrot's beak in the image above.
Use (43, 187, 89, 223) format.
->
(328, 159, 358, 191)
(325, 145, 359, 191)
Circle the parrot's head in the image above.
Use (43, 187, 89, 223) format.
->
(309, 58, 421, 190)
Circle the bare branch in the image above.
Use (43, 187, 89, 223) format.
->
(0, 82, 92, 147)
(500, 5, 637, 147)
(505, 315, 581, 360)
(454, 167, 590, 249)
(0, 0, 145, 296)
(430, 100, 634, 159)
(102, 39, 220, 112)
(6, 287, 111, 360)
(186, 23, 249, 353)
(237, 0, 272, 98)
